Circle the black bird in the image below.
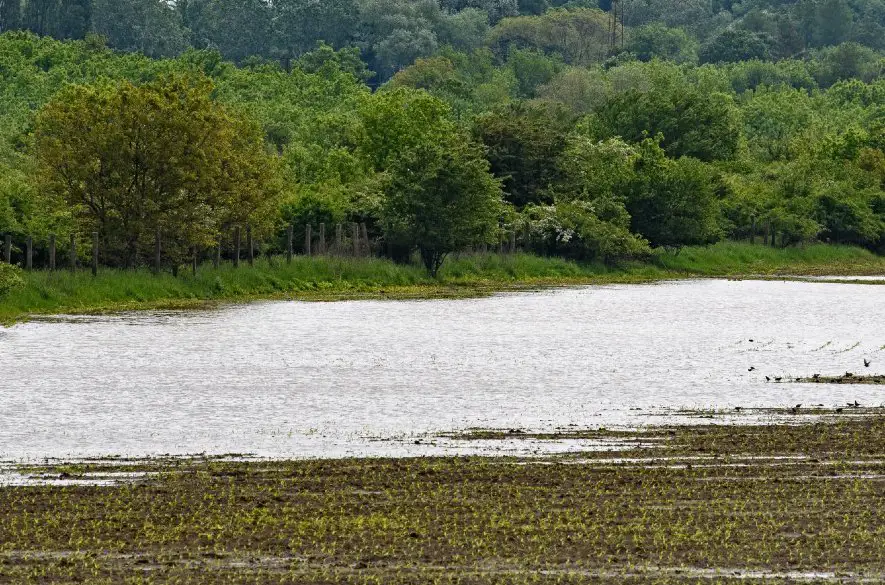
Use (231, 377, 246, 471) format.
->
(812, 373, 821, 379)
(774, 377, 783, 382)
(748, 367, 756, 372)
(864, 359, 871, 367)
(848, 400, 860, 408)
(836, 408, 844, 413)
(765, 376, 771, 382)
(795, 404, 802, 409)
(749, 339, 754, 342)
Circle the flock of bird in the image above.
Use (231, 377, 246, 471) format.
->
(748, 352, 873, 412)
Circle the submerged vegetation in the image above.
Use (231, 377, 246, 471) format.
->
(2, 242, 884, 324)
(1, 416, 884, 583)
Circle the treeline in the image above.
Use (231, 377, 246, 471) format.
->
(1, 32, 882, 278)
(1, 0, 884, 82)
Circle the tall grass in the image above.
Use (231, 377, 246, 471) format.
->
(1, 242, 883, 323)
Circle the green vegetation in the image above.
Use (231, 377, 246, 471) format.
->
(1, 416, 883, 583)
(1, 0, 883, 292)
(2, 243, 884, 325)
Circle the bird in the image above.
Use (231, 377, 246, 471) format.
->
(864, 359, 871, 368)
(774, 377, 783, 382)
(765, 376, 771, 382)
(795, 404, 802, 409)
(836, 408, 844, 413)
(848, 400, 860, 408)
(748, 367, 756, 372)
(812, 373, 821, 379)
(845, 372, 854, 378)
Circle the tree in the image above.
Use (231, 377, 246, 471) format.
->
(625, 138, 721, 247)
(182, 0, 274, 63)
(699, 28, 772, 64)
(91, 0, 190, 57)
(473, 101, 573, 208)
(381, 136, 504, 275)
(626, 23, 697, 63)
(593, 80, 741, 161)
(0, 0, 21, 32)
(34, 74, 280, 269)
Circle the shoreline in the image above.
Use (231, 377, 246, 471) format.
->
(2, 243, 884, 326)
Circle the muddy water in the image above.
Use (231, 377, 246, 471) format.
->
(0, 279, 882, 459)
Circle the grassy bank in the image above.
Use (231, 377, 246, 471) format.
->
(1, 416, 883, 583)
(1, 242, 884, 324)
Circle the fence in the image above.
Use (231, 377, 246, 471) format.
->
(1, 221, 531, 276)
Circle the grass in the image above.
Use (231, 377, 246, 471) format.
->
(1, 416, 883, 583)
(1, 242, 884, 325)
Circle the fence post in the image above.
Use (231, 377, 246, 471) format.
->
(764, 220, 770, 246)
(360, 223, 369, 256)
(335, 223, 342, 255)
(246, 224, 254, 266)
(3, 234, 10, 263)
(91, 232, 98, 276)
(234, 226, 241, 268)
(26, 236, 32, 270)
(70, 234, 77, 272)
(214, 234, 221, 269)
(750, 216, 756, 245)
(351, 223, 359, 256)
(49, 234, 56, 271)
(192, 247, 198, 276)
(154, 229, 161, 274)
(286, 225, 293, 264)
(304, 224, 312, 256)
(509, 231, 516, 254)
(318, 223, 326, 255)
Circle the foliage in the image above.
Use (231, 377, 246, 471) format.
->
(0, 262, 23, 296)
(375, 98, 504, 274)
(33, 74, 281, 268)
(624, 138, 721, 247)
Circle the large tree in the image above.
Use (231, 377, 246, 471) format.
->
(34, 74, 280, 269)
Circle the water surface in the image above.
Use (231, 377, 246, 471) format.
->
(1, 279, 882, 459)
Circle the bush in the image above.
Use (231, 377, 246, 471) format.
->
(0, 263, 24, 297)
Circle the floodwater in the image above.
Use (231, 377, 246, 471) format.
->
(0, 279, 882, 460)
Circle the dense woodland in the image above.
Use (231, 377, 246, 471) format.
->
(0, 0, 883, 276)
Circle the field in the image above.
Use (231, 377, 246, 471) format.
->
(2, 242, 884, 325)
(1, 413, 883, 584)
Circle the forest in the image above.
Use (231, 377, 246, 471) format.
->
(0, 0, 883, 279)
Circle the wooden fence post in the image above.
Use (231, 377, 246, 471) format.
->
(154, 229, 161, 274)
(335, 223, 342, 255)
(49, 234, 56, 271)
(234, 226, 241, 268)
(304, 224, 312, 256)
(509, 231, 516, 254)
(246, 224, 254, 266)
(3, 234, 10, 263)
(26, 236, 32, 270)
(764, 220, 770, 246)
(750, 216, 756, 245)
(91, 232, 98, 276)
(214, 234, 221, 269)
(286, 225, 293, 264)
(192, 247, 198, 276)
(318, 223, 326, 255)
(70, 234, 77, 272)
(360, 223, 369, 256)
(351, 223, 359, 256)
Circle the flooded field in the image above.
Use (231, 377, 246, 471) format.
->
(0, 279, 883, 460)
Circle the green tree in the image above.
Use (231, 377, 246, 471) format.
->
(33, 74, 280, 269)
(473, 101, 573, 208)
(381, 136, 504, 275)
(699, 28, 772, 64)
(626, 23, 698, 63)
(625, 137, 721, 247)
(593, 80, 741, 161)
